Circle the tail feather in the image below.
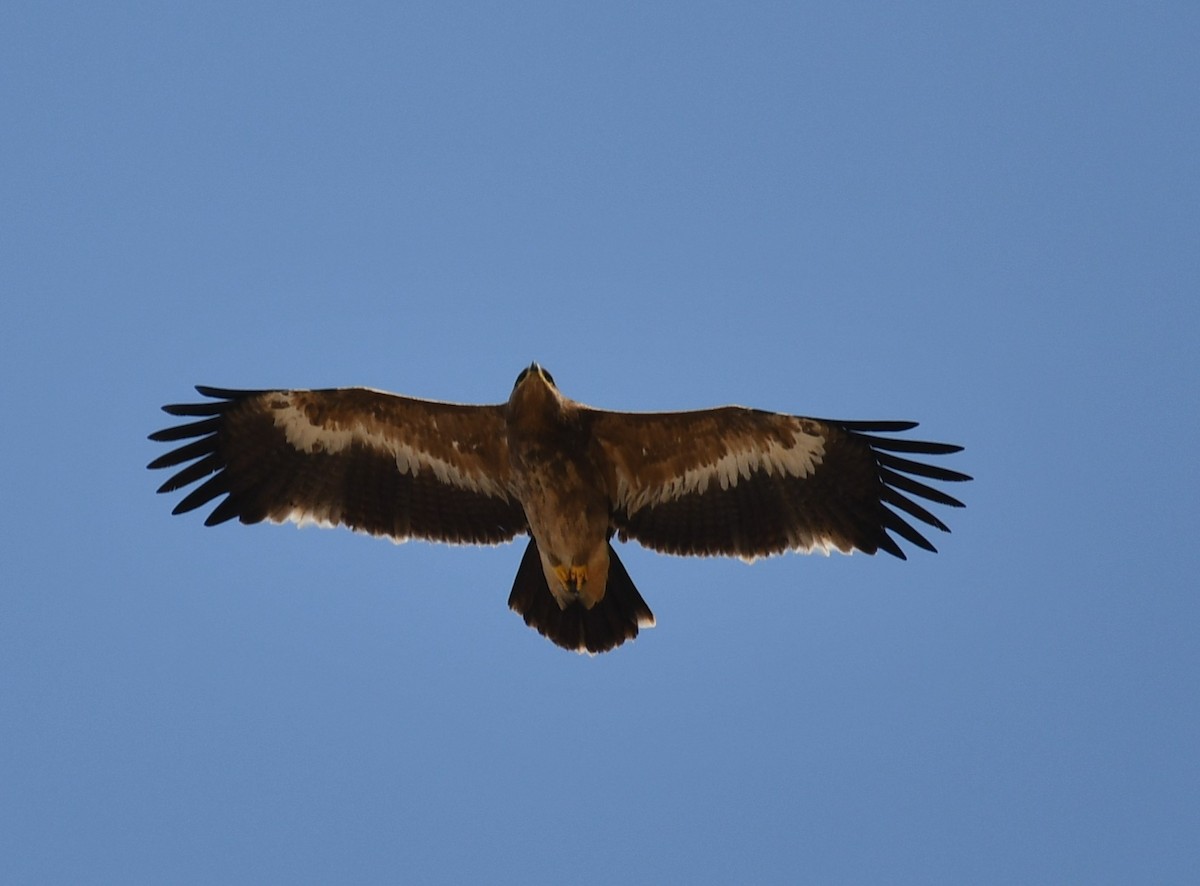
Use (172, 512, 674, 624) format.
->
(508, 540, 654, 654)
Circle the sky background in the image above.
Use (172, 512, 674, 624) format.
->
(2, 2, 1197, 883)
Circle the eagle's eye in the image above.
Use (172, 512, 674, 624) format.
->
(513, 367, 530, 388)
(540, 368, 556, 386)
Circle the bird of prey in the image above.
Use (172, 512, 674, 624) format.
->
(148, 363, 970, 653)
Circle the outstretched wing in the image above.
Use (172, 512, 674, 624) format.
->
(588, 408, 969, 560)
(148, 386, 527, 545)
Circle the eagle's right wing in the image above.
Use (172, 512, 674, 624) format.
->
(148, 386, 528, 545)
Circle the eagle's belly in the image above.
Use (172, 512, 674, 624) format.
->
(515, 456, 606, 558)
(511, 450, 611, 608)
(525, 491, 595, 556)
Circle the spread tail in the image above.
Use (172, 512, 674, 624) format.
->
(508, 540, 654, 654)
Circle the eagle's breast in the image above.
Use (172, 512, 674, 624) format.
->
(506, 384, 606, 531)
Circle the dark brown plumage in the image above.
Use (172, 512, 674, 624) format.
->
(148, 364, 970, 653)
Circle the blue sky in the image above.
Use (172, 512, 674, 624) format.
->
(2, 2, 1197, 883)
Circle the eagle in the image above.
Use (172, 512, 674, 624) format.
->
(148, 364, 970, 653)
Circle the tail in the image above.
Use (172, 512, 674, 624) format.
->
(508, 540, 655, 654)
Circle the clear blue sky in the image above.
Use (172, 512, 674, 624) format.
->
(3, 3, 1197, 883)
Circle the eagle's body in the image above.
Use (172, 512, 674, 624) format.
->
(506, 370, 612, 611)
(149, 363, 970, 653)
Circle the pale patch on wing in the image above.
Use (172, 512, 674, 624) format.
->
(265, 502, 514, 547)
(270, 396, 511, 500)
(274, 507, 354, 534)
(730, 548, 821, 565)
(617, 422, 827, 513)
(736, 531, 842, 563)
(772, 533, 839, 559)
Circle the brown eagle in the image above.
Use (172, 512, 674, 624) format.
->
(148, 363, 969, 653)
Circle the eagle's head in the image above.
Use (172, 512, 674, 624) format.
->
(508, 362, 567, 422)
(513, 362, 557, 391)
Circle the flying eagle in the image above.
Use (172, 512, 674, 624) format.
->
(148, 364, 970, 653)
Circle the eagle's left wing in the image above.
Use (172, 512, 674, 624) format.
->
(149, 386, 527, 545)
(587, 407, 969, 560)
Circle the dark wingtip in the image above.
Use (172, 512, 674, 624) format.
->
(193, 385, 267, 400)
(161, 401, 225, 417)
(833, 419, 970, 557)
(833, 419, 920, 433)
